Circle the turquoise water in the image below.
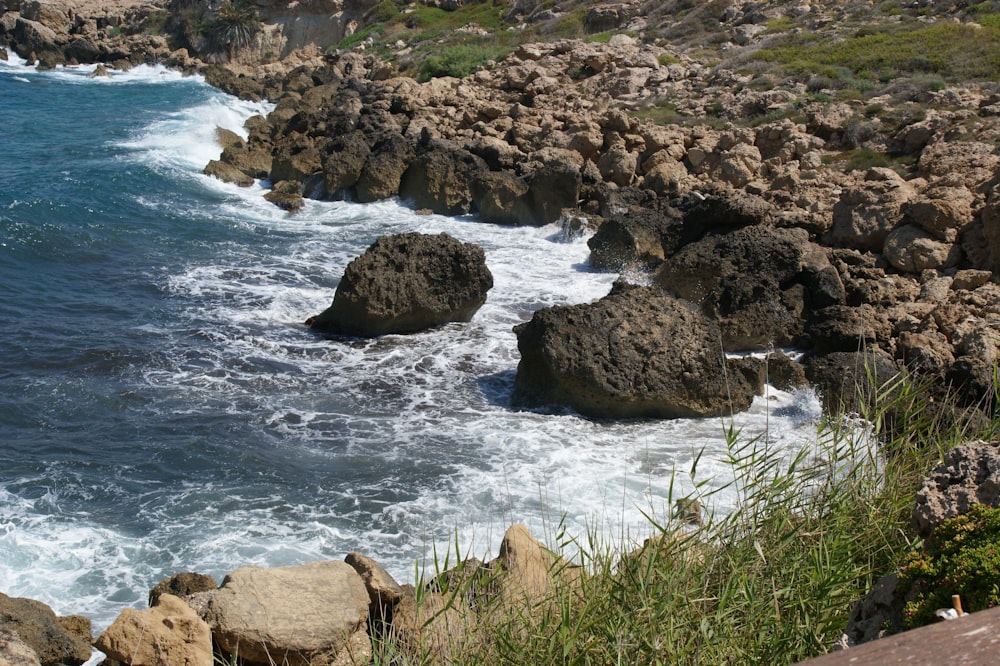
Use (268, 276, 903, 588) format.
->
(0, 57, 823, 629)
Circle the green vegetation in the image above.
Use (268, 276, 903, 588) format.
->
(417, 41, 509, 81)
(209, 0, 260, 55)
(899, 504, 1000, 628)
(373, 370, 999, 664)
(753, 23, 1000, 85)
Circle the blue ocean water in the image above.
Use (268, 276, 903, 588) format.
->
(0, 56, 825, 629)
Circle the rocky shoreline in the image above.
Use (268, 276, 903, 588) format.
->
(3, 0, 1000, 419)
(4, 0, 1000, 662)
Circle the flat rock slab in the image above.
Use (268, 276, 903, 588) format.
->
(205, 561, 371, 666)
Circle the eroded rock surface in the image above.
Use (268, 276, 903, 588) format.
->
(307, 232, 493, 337)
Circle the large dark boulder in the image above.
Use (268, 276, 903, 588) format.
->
(511, 283, 760, 419)
(0, 593, 92, 666)
(399, 141, 489, 216)
(654, 225, 844, 350)
(307, 232, 493, 337)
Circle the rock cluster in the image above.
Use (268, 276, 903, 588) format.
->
(187, 37, 1000, 417)
(4, 0, 1000, 418)
(0, 524, 585, 666)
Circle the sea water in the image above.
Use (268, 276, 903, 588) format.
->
(0, 55, 824, 629)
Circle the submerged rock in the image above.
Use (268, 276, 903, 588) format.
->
(511, 283, 759, 419)
(307, 232, 493, 337)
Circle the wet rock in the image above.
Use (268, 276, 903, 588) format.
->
(307, 232, 493, 337)
(264, 179, 305, 212)
(203, 159, 255, 187)
(805, 349, 901, 415)
(321, 131, 370, 197)
(512, 283, 758, 418)
(356, 131, 415, 203)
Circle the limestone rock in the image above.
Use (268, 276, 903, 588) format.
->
(204, 561, 372, 666)
(344, 552, 407, 622)
(912, 440, 1000, 539)
(356, 132, 415, 203)
(0, 593, 91, 666)
(95, 594, 212, 666)
(389, 590, 471, 663)
(264, 179, 305, 212)
(0, 629, 41, 666)
(512, 283, 758, 418)
(322, 131, 370, 197)
(307, 232, 493, 337)
(827, 169, 916, 251)
(903, 185, 975, 243)
(469, 170, 532, 225)
(805, 349, 901, 415)
(203, 159, 254, 187)
(587, 203, 687, 271)
(883, 224, 961, 273)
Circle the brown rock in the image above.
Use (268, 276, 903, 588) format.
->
(827, 169, 916, 251)
(903, 185, 975, 243)
(95, 594, 212, 666)
(148, 572, 218, 607)
(389, 590, 472, 663)
(356, 132, 415, 203)
(0, 628, 41, 666)
(512, 283, 758, 418)
(344, 552, 407, 622)
(307, 232, 493, 337)
(0, 593, 91, 666)
(883, 224, 962, 273)
(205, 561, 372, 666)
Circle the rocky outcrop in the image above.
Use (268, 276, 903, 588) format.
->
(95, 594, 213, 666)
(307, 232, 493, 337)
(511, 283, 761, 418)
(912, 440, 1000, 539)
(0, 593, 92, 666)
(204, 561, 372, 666)
(654, 225, 844, 350)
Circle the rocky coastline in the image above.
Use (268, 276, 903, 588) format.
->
(4, 0, 1000, 662)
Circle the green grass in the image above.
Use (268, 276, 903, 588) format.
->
(370, 367, 999, 665)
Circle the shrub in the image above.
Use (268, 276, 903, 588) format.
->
(898, 504, 1000, 629)
(417, 42, 507, 81)
(209, 0, 260, 55)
